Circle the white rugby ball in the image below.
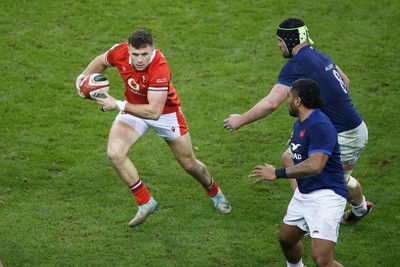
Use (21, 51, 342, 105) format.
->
(79, 73, 110, 99)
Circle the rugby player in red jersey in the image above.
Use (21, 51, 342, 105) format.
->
(76, 30, 231, 227)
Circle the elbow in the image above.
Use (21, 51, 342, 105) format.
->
(305, 162, 324, 176)
(267, 97, 284, 111)
(270, 101, 281, 111)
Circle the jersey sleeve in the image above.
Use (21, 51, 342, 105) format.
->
(104, 43, 123, 67)
(307, 121, 337, 156)
(277, 60, 307, 87)
(148, 59, 170, 92)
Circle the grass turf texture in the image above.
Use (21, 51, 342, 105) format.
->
(1, 0, 399, 266)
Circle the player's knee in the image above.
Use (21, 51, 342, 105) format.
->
(179, 157, 198, 173)
(312, 253, 332, 267)
(312, 256, 327, 267)
(181, 163, 194, 173)
(278, 235, 287, 249)
(278, 231, 293, 250)
(106, 147, 124, 164)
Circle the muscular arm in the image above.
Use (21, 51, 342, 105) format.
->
(285, 152, 329, 178)
(250, 152, 329, 182)
(81, 53, 108, 76)
(123, 90, 167, 120)
(224, 83, 289, 131)
(97, 90, 167, 120)
(85, 52, 167, 119)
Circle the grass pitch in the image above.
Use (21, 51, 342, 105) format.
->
(0, 0, 399, 266)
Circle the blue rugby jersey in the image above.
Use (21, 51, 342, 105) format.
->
(278, 45, 362, 133)
(290, 109, 347, 198)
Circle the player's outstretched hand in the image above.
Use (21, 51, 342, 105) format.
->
(224, 114, 242, 131)
(249, 164, 277, 183)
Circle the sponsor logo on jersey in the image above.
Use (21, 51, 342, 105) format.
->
(156, 78, 167, 84)
(128, 78, 140, 91)
(127, 78, 146, 96)
(290, 143, 302, 160)
(290, 143, 301, 151)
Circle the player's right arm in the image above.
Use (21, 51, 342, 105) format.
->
(249, 152, 329, 182)
(224, 83, 289, 131)
(75, 53, 108, 97)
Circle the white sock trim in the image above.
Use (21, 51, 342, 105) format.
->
(352, 196, 367, 216)
(286, 259, 303, 267)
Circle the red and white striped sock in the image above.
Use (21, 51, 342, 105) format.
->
(129, 179, 151, 206)
(205, 178, 219, 197)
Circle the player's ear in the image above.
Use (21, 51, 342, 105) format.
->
(296, 96, 302, 106)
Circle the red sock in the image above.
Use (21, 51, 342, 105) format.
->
(129, 179, 151, 205)
(205, 178, 219, 197)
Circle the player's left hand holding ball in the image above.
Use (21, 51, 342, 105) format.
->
(96, 92, 116, 112)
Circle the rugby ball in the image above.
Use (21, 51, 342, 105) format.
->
(79, 73, 110, 99)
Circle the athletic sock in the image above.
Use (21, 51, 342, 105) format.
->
(129, 179, 151, 206)
(205, 178, 219, 197)
(286, 259, 304, 267)
(351, 196, 367, 216)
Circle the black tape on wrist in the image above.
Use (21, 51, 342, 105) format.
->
(275, 168, 287, 178)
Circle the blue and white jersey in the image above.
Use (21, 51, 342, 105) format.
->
(278, 45, 362, 133)
(290, 109, 347, 198)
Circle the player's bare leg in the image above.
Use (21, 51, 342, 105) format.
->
(107, 121, 157, 227)
(107, 121, 141, 186)
(343, 164, 364, 205)
(341, 164, 373, 225)
(311, 238, 343, 267)
(166, 133, 232, 213)
(278, 223, 306, 266)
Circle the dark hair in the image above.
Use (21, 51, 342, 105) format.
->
(291, 78, 323, 109)
(128, 29, 153, 49)
(279, 18, 305, 28)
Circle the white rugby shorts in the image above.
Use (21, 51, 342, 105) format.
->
(338, 121, 368, 166)
(283, 188, 346, 243)
(114, 108, 189, 141)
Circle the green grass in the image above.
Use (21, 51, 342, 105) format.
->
(1, 0, 399, 266)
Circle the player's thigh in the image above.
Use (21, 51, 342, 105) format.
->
(279, 223, 306, 246)
(108, 120, 142, 156)
(165, 132, 195, 164)
(338, 121, 368, 167)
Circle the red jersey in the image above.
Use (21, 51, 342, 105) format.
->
(105, 42, 181, 114)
